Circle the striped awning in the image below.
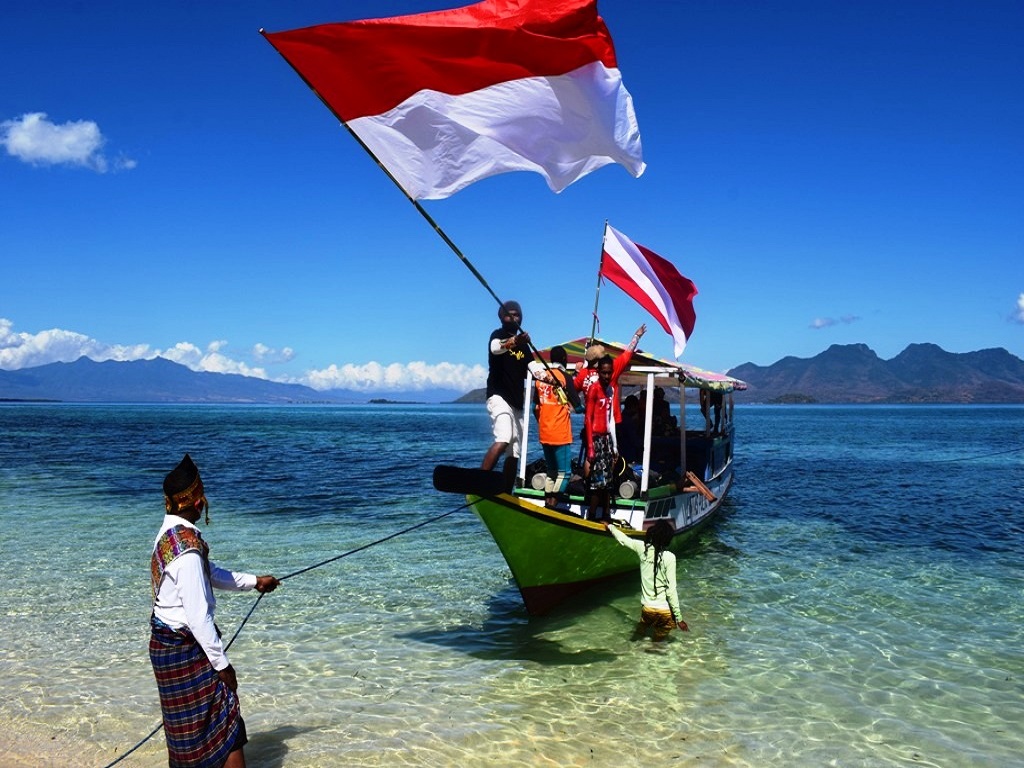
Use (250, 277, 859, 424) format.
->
(536, 337, 746, 392)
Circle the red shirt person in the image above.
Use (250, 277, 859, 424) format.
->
(574, 324, 646, 428)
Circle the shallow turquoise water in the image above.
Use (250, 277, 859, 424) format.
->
(0, 403, 1021, 767)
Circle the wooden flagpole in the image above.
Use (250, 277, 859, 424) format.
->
(260, 30, 507, 311)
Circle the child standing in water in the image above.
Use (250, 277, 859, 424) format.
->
(605, 519, 689, 640)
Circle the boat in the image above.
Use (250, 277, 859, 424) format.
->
(434, 337, 746, 615)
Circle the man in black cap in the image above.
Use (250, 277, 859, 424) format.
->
(149, 453, 279, 768)
(482, 300, 533, 477)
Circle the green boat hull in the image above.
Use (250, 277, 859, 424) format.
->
(469, 467, 732, 615)
(437, 338, 746, 615)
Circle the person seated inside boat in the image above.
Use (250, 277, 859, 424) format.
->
(618, 394, 643, 464)
(651, 386, 679, 437)
(652, 386, 671, 421)
(649, 439, 680, 476)
(636, 389, 648, 435)
(584, 356, 617, 522)
(657, 412, 680, 438)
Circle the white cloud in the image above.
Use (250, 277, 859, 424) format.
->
(1, 112, 135, 172)
(301, 360, 486, 392)
(0, 318, 483, 392)
(0, 318, 153, 369)
(1015, 293, 1024, 324)
(810, 315, 860, 330)
(198, 349, 267, 379)
(159, 340, 269, 379)
(253, 343, 295, 364)
(0, 320, 263, 377)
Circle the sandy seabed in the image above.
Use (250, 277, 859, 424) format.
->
(1, 722, 159, 768)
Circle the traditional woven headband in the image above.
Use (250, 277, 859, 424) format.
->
(165, 474, 204, 511)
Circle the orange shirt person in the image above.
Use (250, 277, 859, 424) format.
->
(530, 346, 576, 508)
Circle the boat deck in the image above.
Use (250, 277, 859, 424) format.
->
(513, 428, 732, 531)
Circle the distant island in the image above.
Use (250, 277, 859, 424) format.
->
(1, 342, 1023, 404)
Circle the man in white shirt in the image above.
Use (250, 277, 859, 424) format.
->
(150, 453, 279, 768)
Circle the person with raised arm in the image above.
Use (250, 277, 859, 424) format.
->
(604, 518, 689, 641)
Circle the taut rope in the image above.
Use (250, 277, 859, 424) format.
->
(102, 501, 472, 767)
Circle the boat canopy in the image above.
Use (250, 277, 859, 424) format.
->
(535, 337, 746, 392)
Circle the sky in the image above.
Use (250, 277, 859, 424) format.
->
(2, 0, 1022, 395)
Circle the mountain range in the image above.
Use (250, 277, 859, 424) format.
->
(730, 343, 1024, 403)
(0, 357, 463, 404)
(1, 343, 1023, 404)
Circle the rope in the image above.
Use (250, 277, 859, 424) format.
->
(922, 444, 1024, 464)
(102, 501, 471, 768)
(278, 503, 467, 581)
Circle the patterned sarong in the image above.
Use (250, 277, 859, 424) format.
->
(585, 433, 616, 491)
(634, 606, 677, 642)
(150, 616, 246, 767)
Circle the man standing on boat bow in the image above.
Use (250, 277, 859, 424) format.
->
(482, 301, 533, 487)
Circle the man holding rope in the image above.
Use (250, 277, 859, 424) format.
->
(149, 453, 279, 768)
(481, 301, 533, 485)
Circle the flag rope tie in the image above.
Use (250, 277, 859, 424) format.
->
(101, 501, 472, 768)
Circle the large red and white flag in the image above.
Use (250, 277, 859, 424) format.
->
(262, 0, 644, 200)
(601, 224, 697, 358)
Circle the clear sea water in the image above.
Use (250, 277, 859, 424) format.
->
(0, 403, 1021, 768)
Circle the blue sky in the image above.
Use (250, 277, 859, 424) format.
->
(2, 0, 1022, 394)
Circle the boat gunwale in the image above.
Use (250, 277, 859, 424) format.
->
(473, 470, 731, 540)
